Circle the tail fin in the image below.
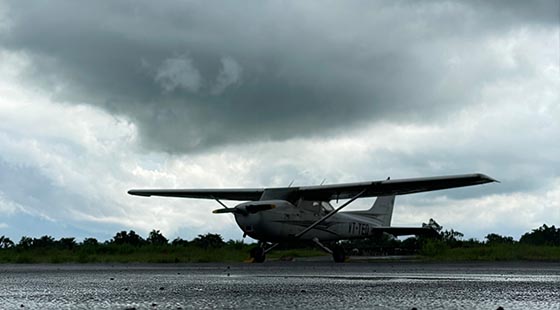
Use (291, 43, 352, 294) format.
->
(368, 195, 395, 226)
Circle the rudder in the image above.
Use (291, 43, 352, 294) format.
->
(368, 195, 395, 226)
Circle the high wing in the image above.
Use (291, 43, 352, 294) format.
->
(128, 173, 496, 201)
(296, 173, 497, 201)
(127, 188, 264, 201)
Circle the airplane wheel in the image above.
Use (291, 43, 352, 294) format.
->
(250, 246, 266, 263)
(332, 245, 346, 263)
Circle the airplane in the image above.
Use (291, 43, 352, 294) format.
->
(128, 173, 497, 262)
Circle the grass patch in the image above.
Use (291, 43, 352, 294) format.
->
(0, 244, 256, 263)
(0, 244, 328, 263)
(2, 243, 560, 263)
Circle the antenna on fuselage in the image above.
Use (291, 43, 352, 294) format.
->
(288, 180, 295, 187)
(320, 178, 326, 185)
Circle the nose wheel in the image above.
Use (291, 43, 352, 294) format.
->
(249, 243, 266, 263)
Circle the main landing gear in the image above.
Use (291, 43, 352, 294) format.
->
(249, 241, 346, 263)
(312, 237, 346, 263)
(331, 244, 346, 263)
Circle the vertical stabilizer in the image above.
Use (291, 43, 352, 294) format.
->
(368, 195, 395, 226)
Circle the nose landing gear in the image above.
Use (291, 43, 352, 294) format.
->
(249, 246, 266, 263)
(249, 241, 279, 263)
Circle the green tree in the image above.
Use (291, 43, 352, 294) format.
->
(438, 229, 464, 248)
(0, 236, 15, 249)
(33, 235, 56, 248)
(462, 238, 483, 247)
(520, 224, 560, 246)
(226, 239, 246, 250)
(82, 238, 99, 246)
(111, 230, 145, 246)
(424, 218, 443, 232)
(17, 236, 33, 249)
(171, 237, 189, 246)
(419, 219, 463, 247)
(112, 231, 128, 244)
(147, 230, 168, 245)
(191, 233, 225, 248)
(485, 233, 514, 245)
(58, 237, 77, 250)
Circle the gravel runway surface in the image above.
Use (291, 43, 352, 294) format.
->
(1, 261, 559, 309)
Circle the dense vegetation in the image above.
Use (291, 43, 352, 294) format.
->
(0, 231, 323, 263)
(342, 223, 560, 261)
(1, 224, 559, 263)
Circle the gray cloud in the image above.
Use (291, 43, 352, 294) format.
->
(211, 57, 243, 95)
(155, 54, 201, 93)
(1, 0, 558, 242)
(0, 1, 557, 153)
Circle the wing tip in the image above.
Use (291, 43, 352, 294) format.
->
(477, 173, 500, 183)
(128, 190, 151, 197)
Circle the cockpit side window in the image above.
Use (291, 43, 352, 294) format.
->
(297, 200, 334, 215)
(321, 201, 334, 212)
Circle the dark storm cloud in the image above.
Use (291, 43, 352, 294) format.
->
(1, 0, 557, 152)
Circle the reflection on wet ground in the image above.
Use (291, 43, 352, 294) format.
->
(0, 261, 559, 309)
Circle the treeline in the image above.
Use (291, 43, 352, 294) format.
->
(440, 223, 560, 247)
(0, 230, 238, 250)
(0, 231, 255, 263)
(421, 223, 560, 261)
(1, 224, 559, 262)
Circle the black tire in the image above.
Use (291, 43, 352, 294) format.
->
(250, 246, 266, 263)
(332, 245, 346, 263)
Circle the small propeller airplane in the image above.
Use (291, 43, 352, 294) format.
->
(128, 173, 497, 262)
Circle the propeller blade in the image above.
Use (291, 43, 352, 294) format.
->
(212, 208, 238, 214)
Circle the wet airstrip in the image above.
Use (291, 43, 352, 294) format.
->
(1, 261, 558, 309)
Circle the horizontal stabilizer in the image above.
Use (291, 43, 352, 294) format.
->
(369, 227, 440, 238)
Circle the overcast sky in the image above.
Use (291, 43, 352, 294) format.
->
(0, 1, 559, 243)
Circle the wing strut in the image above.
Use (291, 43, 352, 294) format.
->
(295, 188, 367, 239)
(211, 196, 230, 209)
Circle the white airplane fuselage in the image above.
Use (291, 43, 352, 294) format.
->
(233, 200, 387, 242)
